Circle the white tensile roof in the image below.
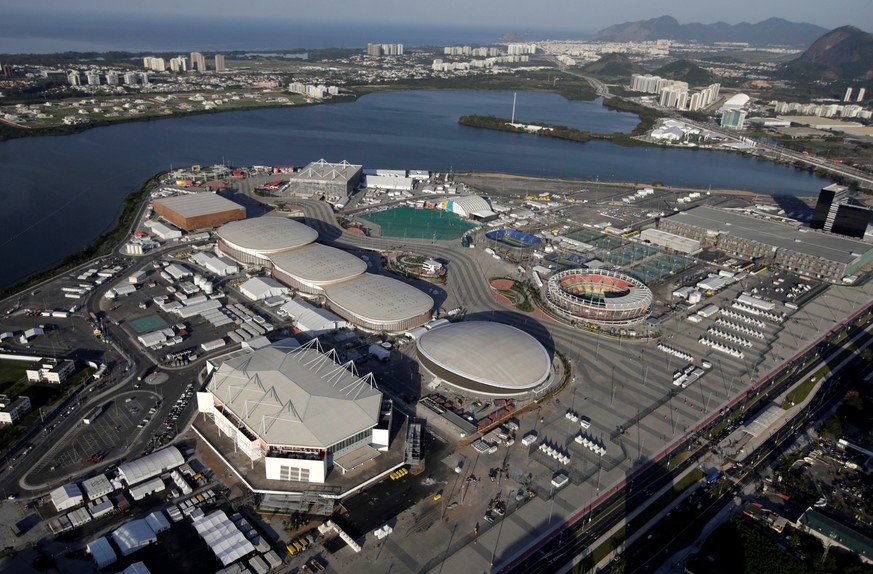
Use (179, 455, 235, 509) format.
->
(117, 446, 184, 485)
(207, 340, 381, 449)
(86, 537, 117, 568)
(416, 321, 552, 391)
(154, 193, 245, 218)
(216, 217, 318, 254)
(50, 483, 83, 509)
(240, 276, 289, 300)
(194, 510, 256, 566)
(111, 519, 158, 556)
(270, 243, 367, 286)
(324, 273, 433, 324)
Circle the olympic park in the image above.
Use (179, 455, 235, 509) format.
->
(215, 217, 434, 332)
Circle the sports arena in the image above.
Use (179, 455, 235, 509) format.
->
(546, 269, 652, 325)
(416, 322, 553, 397)
(214, 216, 433, 332)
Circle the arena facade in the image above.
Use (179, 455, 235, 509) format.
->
(196, 339, 390, 484)
(546, 269, 653, 325)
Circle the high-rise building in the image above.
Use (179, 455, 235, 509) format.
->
(858, 88, 866, 103)
(105, 72, 119, 85)
(831, 204, 870, 239)
(86, 73, 101, 86)
(214, 54, 225, 72)
(720, 108, 747, 130)
(190, 52, 206, 72)
(367, 43, 382, 57)
(844, 87, 853, 102)
(142, 57, 166, 72)
(67, 72, 81, 86)
(2, 64, 13, 79)
(169, 56, 188, 72)
(811, 183, 850, 231)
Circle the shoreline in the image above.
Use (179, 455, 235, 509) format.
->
(0, 168, 814, 299)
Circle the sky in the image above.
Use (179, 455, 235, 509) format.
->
(6, 0, 871, 32)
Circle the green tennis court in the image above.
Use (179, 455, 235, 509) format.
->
(129, 314, 168, 334)
(362, 207, 478, 240)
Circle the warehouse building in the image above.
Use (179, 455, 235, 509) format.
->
(639, 228, 701, 255)
(435, 195, 497, 221)
(117, 446, 184, 486)
(153, 193, 246, 231)
(659, 206, 873, 280)
(416, 322, 553, 397)
(197, 339, 390, 484)
(287, 159, 362, 199)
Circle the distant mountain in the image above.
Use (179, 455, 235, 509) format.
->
(581, 53, 645, 79)
(653, 59, 717, 86)
(784, 26, 873, 80)
(594, 16, 827, 47)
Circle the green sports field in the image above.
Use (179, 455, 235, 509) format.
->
(361, 207, 478, 241)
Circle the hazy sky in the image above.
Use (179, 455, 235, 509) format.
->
(7, 0, 872, 32)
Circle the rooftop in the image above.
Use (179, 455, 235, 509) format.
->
(154, 193, 245, 218)
(670, 206, 872, 265)
(323, 273, 433, 324)
(206, 340, 382, 449)
(216, 216, 318, 253)
(292, 159, 362, 183)
(416, 321, 552, 391)
(270, 243, 368, 285)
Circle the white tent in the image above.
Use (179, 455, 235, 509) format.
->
(86, 537, 117, 568)
(145, 510, 171, 534)
(112, 519, 158, 556)
(122, 561, 152, 574)
(193, 511, 255, 566)
(50, 483, 83, 512)
(240, 277, 289, 301)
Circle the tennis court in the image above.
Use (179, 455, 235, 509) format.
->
(129, 314, 168, 334)
(362, 207, 478, 240)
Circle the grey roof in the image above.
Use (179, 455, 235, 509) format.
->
(216, 217, 318, 254)
(154, 193, 245, 218)
(324, 273, 433, 324)
(206, 340, 382, 449)
(670, 206, 871, 264)
(81, 473, 113, 499)
(270, 243, 367, 286)
(799, 508, 873, 561)
(416, 322, 552, 391)
(117, 446, 184, 485)
(293, 159, 362, 183)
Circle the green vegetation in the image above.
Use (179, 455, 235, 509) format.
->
(350, 69, 598, 101)
(687, 516, 872, 574)
(654, 59, 718, 86)
(581, 54, 646, 81)
(600, 98, 664, 136)
(458, 115, 591, 142)
(0, 360, 30, 388)
(781, 375, 821, 409)
(494, 281, 534, 312)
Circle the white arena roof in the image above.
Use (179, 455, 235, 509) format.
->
(216, 217, 318, 254)
(207, 340, 382, 449)
(324, 273, 433, 325)
(270, 243, 367, 286)
(154, 193, 245, 218)
(117, 446, 184, 486)
(416, 322, 552, 395)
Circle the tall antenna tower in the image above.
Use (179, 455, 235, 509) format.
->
(511, 92, 517, 124)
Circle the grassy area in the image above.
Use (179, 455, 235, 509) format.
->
(0, 360, 31, 388)
(781, 373, 824, 410)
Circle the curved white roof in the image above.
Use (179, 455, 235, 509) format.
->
(443, 195, 491, 217)
(216, 217, 318, 255)
(723, 93, 750, 108)
(324, 274, 433, 324)
(117, 446, 184, 485)
(416, 322, 551, 391)
(270, 244, 368, 286)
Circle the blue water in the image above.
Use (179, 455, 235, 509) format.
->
(0, 90, 828, 288)
(0, 10, 581, 53)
